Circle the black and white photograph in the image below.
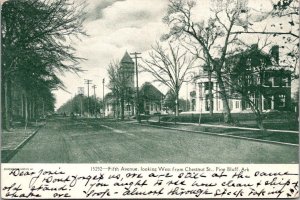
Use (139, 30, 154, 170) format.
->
(1, 0, 299, 198)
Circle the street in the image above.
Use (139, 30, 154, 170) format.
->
(8, 117, 299, 163)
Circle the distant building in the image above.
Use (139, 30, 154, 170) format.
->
(139, 82, 164, 115)
(105, 53, 165, 117)
(188, 45, 292, 113)
(105, 51, 136, 117)
(104, 92, 115, 117)
(120, 51, 135, 116)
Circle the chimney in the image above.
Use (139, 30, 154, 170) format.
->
(269, 45, 279, 64)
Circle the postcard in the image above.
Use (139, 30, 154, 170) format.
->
(1, 0, 299, 198)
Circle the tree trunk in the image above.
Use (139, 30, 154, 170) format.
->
(43, 100, 45, 117)
(258, 92, 263, 113)
(251, 106, 264, 130)
(3, 79, 11, 130)
(24, 93, 28, 129)
(29, 100, 32, 120)
(31, 100, 35, 120)
(208, 70, 213, 116)
(175, 92, 179, 117)
(256, 112, 264, 130)
(120, 96, 124, 120)
(21, 94, 24, 118)
(247, 96, 264, 130)
(216, 72, 233, 123)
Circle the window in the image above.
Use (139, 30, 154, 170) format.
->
(263, 73, 274, 87)
(264, 77, 273, 87)
(127, 105, 131, 111)
(282, 77, 289, 87)
(264, 96, 272, 110)
(246, 75, 253, 85)
(278, 94, 285, 107)
(274, 77, 280, 86)
(256, 77, 260, 85)
(235, 101, 240, 109)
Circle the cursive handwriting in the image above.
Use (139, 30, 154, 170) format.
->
(2, 166, 299, 199)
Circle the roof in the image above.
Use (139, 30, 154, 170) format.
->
(120, 51, 134, 64)
(139, 82, 164, 101)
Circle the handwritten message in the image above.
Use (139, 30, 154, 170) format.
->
(1, 164, 299, 199)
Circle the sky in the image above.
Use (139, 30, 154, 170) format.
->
(53, 0, 169, 109)
(53, 0, 298, 110)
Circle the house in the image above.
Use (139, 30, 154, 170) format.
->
(138, 82, 164, 115)
(104, 92, 116, 117)
(188, 45, 292, 113)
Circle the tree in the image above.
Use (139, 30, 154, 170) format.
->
(163, 89, 189, 113)
(162, 0, 247, 123)
(107, 61, 135, 120)
(1, 0, 86, 130)
(142, 42, 195, 116)
(231, 0, 299, 76)
(227, 44, 276, 129)
(57, 94, 102, 116)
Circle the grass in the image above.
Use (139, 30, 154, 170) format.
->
(158, 112, 299, 131)
(145, 121, 299, 145)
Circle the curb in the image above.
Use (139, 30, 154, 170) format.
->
(129, 122, 299, 147)
(1, 123, 45, 162)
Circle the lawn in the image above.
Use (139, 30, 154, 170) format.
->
(144, 121, 299, 145)
(158, 112, 299, 131)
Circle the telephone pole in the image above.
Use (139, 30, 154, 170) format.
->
(102, 78, 105, 118)
(84, 79, 92, 117)
(77, 87, 84, 117)
(130, 52, 142, 122)
(92, 84, 97, 117)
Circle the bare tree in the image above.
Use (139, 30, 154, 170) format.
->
(107, 61, 134, 120)
(231, 0, 299, 76)
(180, 36, 216, 116)
(142, 42, 195, 116)
(162, 0, 246, 123)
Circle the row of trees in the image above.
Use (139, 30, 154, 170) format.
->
(139, 0, 298, 129)
(1, 0, 86, 130)
(57, 94, 103, 117)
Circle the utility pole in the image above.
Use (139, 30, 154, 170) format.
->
(130, 52, 142, 122)
(78, 87, 84, 117)
(84, 79, 92, 117)
(102, 78, 105, 118)
(92, 84, 97, 117)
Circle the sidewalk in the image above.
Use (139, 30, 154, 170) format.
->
(126, 119, 299, 146)
(1, 122, 45, 162)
